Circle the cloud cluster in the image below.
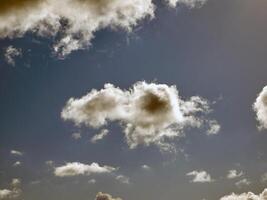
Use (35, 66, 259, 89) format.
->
(54, 162, 116, 177)
(62, 82, 219, 150)
(186, 170, 214, 183)
(0, 0, 207, 57)
(220, 188, 267, 200)
(0, 179, 21, 200)
(253, 86, 267, 130)
(95, 192, 122, 200)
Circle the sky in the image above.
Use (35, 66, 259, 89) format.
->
(0, 0, 267, 200)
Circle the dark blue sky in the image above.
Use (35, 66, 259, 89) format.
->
(1, 0, 267, 199)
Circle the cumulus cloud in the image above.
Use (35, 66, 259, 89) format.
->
(235, 178, 251, 188)
(186, 170, 214, 183)
(226, 170, 243, 179)
(10, 150, 23, 156)
(95, 192, 122, 200)
(0, 179, 22, 200)
(0, 0, 207, 57)
(54, 162, 116, 177)
(253, 86, 267, 130)
(4, 46, 22, 66)
(91, 129, 109, 143)
(62, 82, 219, 151)
(220, 188, 267, 200)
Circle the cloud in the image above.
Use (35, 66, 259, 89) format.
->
(0, 0, 207, 58)
(0, 0, 154, 58)
(235, 178, 251, 188)
(10, 150, 23, 156)
(95, 192, 122, 200)
(186, 170, 214, 183)
(261, 173, 267, 183)
(71, 132, 82, 140)
(115, 175, 130, 184)
(91, 129, 109, 143)
(166, 0, 208, 8)
(4, 46, 22, 66)
(0, 179, 22, 200)
(54, 162, 116, 177)
(220, 188, 267, 200)
(88, 179, 96, 184)
(141, 165, 151, 170)
(13, 161, 21, 167)
(62, 82, 219, 151)
(226, 170, 243, 179)
(253, 86, 267, 130)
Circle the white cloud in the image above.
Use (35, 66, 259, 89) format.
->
(0, 0, 207, 58)
(88, 179, 96, 184)
(95, 192, 122, 200)
(235, 178, 251, 188)
(207, 120, 221, 135)
(45, 160, 54, 166)
(141, 165, 151, 170)
(4, 46, 22, 66)
(186, 170, 214, 183)
(13, 162, 21, 167)
(226, 170, 243, 179)
(220, 188, 267, 200)
(166, 0, 208, 8)
(253, 86, 267, 130)
(91, 129, 109, 143)
(0, 0, 155, 58)
(116, 175, 130, 184)
(71, 132, 82, 140)
(0, 179, 22, 200)
(54, 162, 116, 177)
(10, 150, 23, 156)
(62, 82, 219, 151)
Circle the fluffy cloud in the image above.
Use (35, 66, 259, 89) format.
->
(186, 170, 214, 183)
(62, 82, 219, 150)
(95, 192, 122, 200)
(91, 129, 109, 143)
(220, 188, 267, 200)
(4, 46, 22, 66)
(0, 0, 207, 57)
(226, 169, 243, 179)
(0, 179, 22, 200)
(54, 162, 116, 177)
(253, 86, 267, 130)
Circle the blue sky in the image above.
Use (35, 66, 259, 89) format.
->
(1, 0, 267, 200)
